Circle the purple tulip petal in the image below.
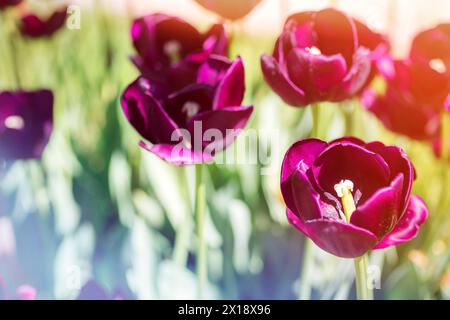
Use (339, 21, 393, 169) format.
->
(286, 169, 339, 221)
(197, 55, 232, 87)
(213, 57, 245, 109)
(374, 195, 428, 249)
(303, 219, 378, 258)
(311, 141, 390, 204)
(260, 54, 308, 107)
(366, 142, 415, 211)
(165, 84, 214, 127)
(281, 138, 327, 183)
(185, 106, 253, 154)
(314, 8, 358, 66)
(121, 78, 180, 145)
(0, 90, 53, 160)
(286, 48, 347, 101)
(350, 173, 404, 239)
(140, 141, 213, 166)
(336, 47, 372, 99)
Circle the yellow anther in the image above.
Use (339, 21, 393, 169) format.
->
(334, 179, 356, 222)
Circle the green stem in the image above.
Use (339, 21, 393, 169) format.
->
(2, 12, 21, 88)
(195, 164, 207, 299)
(311, 103, 321, 138)
(298, 239, 314, 300)
(354, 254, 373, 300)
(340, 102, 354, 136)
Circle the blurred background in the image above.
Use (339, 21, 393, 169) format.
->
(1, 0, 450, 299)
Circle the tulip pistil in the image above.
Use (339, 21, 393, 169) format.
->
(334, 179, 356, 222)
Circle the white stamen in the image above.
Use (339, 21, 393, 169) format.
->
(4, 115, 25, 130)
(182, 102, 200, 120)
(334, 179, 354, 198)
(429, 59, 447, 74)
(306, 46, 322, 55)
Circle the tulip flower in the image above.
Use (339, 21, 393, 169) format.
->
(130, 14, 228, 90)
(0, 0, 21, 10)
(363, 59, 449, 140)
(121, 56, 253, 166)
(19, 7, 68, 38)
(281, 137, 428, 259)
(0, 90, 53, 160)
(261, 8, 375, 108)
(194, 0, 262, 21)
(410, 23, 450, 73)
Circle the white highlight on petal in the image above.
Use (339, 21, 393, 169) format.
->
(182, 101, 200, 120)
(429, 59, 446, 74)
(4, 115, 25, 130)
(164, 40, 182, 64)
(334, 179, 354, 198)
(306, 46, 322, 55)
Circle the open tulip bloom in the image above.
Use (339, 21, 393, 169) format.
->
(0, 90, 53, 161)
(281, 137, 428, 298)
(19, 7, 68, 38)
(0, 0, 21, 10)
(130, 13, 228, 89)
(261, 8, 389, 108)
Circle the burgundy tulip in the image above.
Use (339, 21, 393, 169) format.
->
(281, 137, 427, 258)
(410, 23, 450, 74)
(121, 56, 253, 166)
(261, 9, 374, 108)
(0, 0, 21, 10)
(194, 0, 262, 21)
(0, 90, 53, 160)
(20, 7, 68, 38)
(363, 59, 449, 140)
(131, 14, 228, 89)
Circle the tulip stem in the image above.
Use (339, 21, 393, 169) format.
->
(1, 11, 21, 88)
(195, 164, 207, 299)
(299, 239, 314, 300)
(311, 103, 321, 138)
(354, 254, 373, 300)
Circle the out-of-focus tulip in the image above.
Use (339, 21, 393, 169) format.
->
(261, 8, 375, 108)
(121, 56, 253, 166)
(410, 23, 450, 75)
(0, 90, 53, 160)
(131, 14, 228, 90)
(281, 137, 427, 258)
(363, 59, 449, 140)
(0, 0, 21, 10)
(194, 0, 262, 21)
(19, 7, 68, 38)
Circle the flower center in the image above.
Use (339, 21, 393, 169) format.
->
(182, 101, 200, 121)
(4, 115, 25, 130)
(164, 40, 182, 65)
(334, 179, 356, 222)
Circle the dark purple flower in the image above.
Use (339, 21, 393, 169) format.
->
(0, 0, 21, 10)
(261, 8, 374, 107)
(131, 14, 228, 90)
(363, 59, 448, 140)
(410, 23, 450, 74)
(20, 7, 68, 38)
(0, 90, 53, 160)
(121, 56, 253, 166)
(281, 137, 427, 258)
(194, 0, 262, 21)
